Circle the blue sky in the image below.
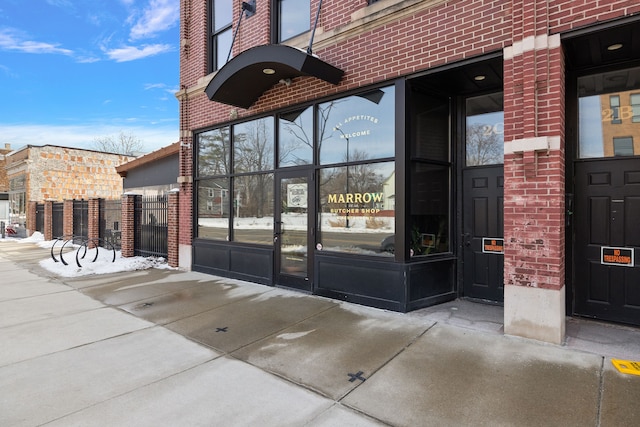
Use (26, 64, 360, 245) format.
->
(0, 0, 179, 153)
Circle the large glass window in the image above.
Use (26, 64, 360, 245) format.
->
(278, 107, 313, 167)
(198, 127, 230, 176)
(318, 162, 395, 256)
(197, 178, 230, 240)
(233, 173, 274, 244)
(210, 0, 233, 72)
(195, 86, 396, 255)
(234, 117, 274, 173)
(318, 87, 395, 165)
(273, 0, 310, 42)
(578, 67, 640, 158)
(409, 92, 451, 256)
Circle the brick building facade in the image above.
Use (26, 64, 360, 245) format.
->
(178, 0, 640, 343)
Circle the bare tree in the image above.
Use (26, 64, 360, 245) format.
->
(465, 123, 503, 166)
(92, 131, 144, 155)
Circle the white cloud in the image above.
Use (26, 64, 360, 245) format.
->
(104, 43, 173, 62)
(0, 122, 178, 153)
(129, 0, 179, 40)
(0, 28, 73, 55)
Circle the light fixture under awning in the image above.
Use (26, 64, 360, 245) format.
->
(205, 44, 344, 109)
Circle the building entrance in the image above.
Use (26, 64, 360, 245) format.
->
(461, 92, 504, 302)
(274, 169, 313, 292)
(573, 66, 640, 325)
(574, 158, 640, 325)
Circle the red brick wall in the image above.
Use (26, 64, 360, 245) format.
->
(121, 194, 136, 257)
(63, 200, 74, 238)
(27, 201, 37, 237)
(43, 201, 52, 241)
(548, 0, 640, 34)
(88, 199, 100, 249)
(180, 0, 638, 286)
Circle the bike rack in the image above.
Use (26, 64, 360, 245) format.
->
(50, 235, 116, 267)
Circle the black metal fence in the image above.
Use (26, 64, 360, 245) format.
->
(100, 199, 122, 250)
(35, 203, 44, 233)
(73, 200, 88, 238)
(52, 202, 64, 238)
(135, 195, 168, 258)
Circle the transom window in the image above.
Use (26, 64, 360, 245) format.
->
(578, 67, 640, 158)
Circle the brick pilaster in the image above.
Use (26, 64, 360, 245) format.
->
(167, 190, 180, 267)
(44, 201, 53, 241)
(88, 198, 101, 249)
(63, 200, 74, 238)
(502, 0, 566, 344)
(121, 194, 136, 257)
(27, 201, 37, 237)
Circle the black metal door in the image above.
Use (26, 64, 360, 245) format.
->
(574, 158, 640, 325)
(462, 165, 504, 301)
(461, 92, 504, 302)
(274, 169, 313, 292)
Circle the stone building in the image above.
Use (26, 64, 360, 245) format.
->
(176, 0, 640, 344)
(5, 145, 135, 233)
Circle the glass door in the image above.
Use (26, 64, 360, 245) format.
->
(274, 169, 312, 291)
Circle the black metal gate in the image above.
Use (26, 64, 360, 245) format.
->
(135, 195, 168, 258)
(52, 202, 64, 238)
(100, 199, 122, 249)
(35, 203, 44, 233)
(73, 200, 89, 238)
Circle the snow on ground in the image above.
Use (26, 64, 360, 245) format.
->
(1, 232, 175, 278)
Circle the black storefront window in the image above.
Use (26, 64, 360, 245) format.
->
(318, 87, 395, 165)
(198, 127, 230, 176)
(195, 86, 395, 253)
(316, 86, 396, 256)
(233, 173, 274, 244)
(234, 117, 275, 173)
(197, 177, 230, 240)
(278, 106, 314, 167)
(409, 92, 451, 256)
(318, 161, 395, 256)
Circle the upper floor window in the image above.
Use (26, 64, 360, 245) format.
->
(210, 0, 233, 72)
(609, 95, 622, 124)
(273, 0, 310, 43)
(631, 93, 640, 123)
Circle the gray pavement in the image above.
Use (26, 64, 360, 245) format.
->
(1, 239, 639, 426)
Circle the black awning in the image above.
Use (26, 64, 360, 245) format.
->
(205, 44, 344, 109)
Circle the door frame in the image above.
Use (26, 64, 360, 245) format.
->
(274, 168, 315, 292)
(457, 91, 505, 303)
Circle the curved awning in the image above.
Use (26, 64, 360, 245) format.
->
(205, 44, 344, 109)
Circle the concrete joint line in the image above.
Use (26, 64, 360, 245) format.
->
(504, 34, 561, 60)
(596, 357, 605, 427)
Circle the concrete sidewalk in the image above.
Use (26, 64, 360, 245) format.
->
(0, 240, 639, 426)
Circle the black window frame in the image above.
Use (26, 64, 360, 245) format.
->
(209, 0, 233, 73)
(271, 0, 310, 43)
